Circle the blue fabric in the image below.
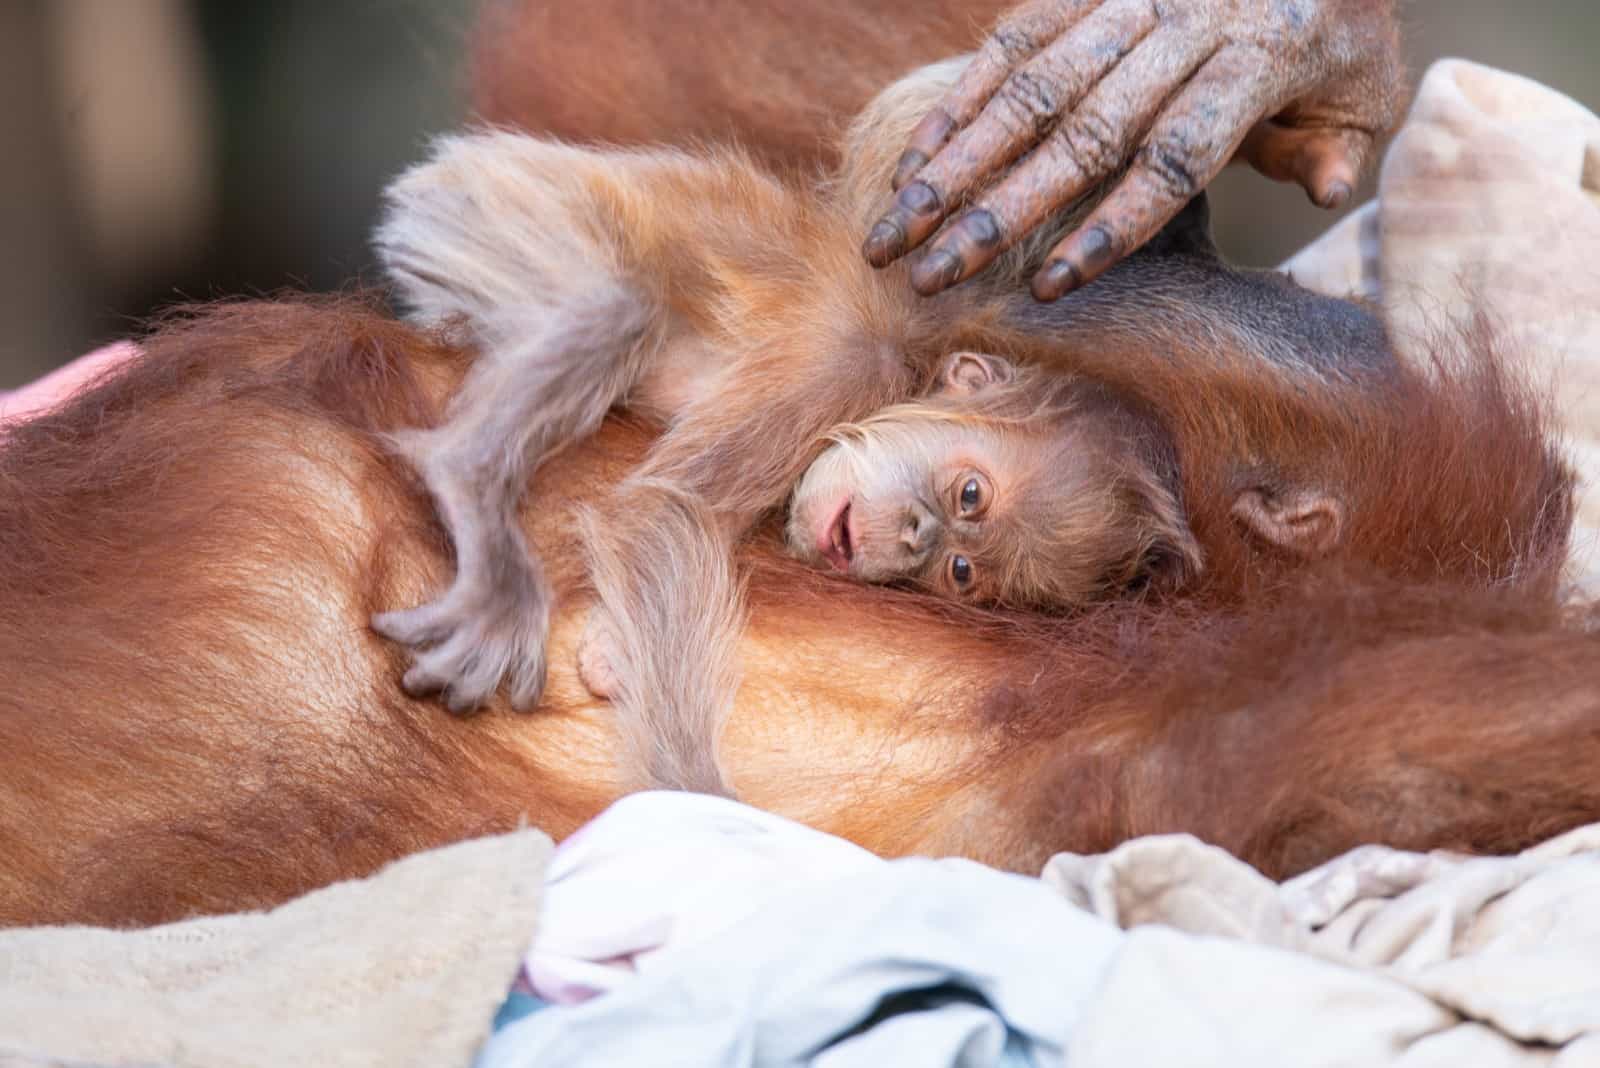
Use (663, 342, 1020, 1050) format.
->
(489, 990, 549, 1033)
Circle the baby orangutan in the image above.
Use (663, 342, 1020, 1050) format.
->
(373, 131, 1197, 711)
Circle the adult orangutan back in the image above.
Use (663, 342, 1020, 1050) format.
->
(0, 289, 1596, 929)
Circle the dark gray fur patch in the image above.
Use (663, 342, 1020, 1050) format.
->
(1008, 194, 1396, 381)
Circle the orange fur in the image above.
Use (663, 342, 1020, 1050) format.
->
(468, 0, 1015, 170)
(0, 299, 1596, 929)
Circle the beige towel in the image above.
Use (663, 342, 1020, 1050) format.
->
(1046, 823, 1600, 1064)
(0, 828, 552, 1068)
(1283, 59, 1600, 590)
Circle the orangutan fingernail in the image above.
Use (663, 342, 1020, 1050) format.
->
(1074, 227, 1116, 275)
(897, 181, 942, 218)
(1033, 227, 1115, 300)
(863, 220, 907, 267)
(892, 150, 930, 190)
(1319, 180, 1353, 210)
(956, 209, 1002, 251)
(1032, 259, 1080, 301)
(911, 249, 964, 295)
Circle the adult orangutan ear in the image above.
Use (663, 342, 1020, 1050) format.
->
(938, 352, 1015, 395)
(1232, 487, 1346, 557)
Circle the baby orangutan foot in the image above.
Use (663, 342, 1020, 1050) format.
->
(372, 569, 550, 714)
(576, 607, 622, 701)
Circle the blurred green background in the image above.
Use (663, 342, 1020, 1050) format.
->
(3, 0, 1597, 387)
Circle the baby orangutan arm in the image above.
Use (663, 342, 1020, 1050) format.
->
(863, 0, 1405, 299)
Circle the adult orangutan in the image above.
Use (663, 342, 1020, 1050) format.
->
(3, 0, 1597, 931)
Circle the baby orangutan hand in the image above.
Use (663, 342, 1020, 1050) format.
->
(863, 0, 1404, 299)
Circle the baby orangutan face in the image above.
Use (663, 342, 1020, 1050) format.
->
(786, 353, 1203, 608)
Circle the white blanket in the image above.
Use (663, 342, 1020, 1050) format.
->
(476, 793, 1600, 1067)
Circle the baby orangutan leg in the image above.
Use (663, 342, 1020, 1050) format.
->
(372, 287, 653, 713)
(373, 428, 553, 714)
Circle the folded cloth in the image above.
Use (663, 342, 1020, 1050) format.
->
(0, 828, 552, 1068)
(1282, 58, 1600, 591)
(1047, 825, 1600, 1060)
(483, 792, 1600, 1068)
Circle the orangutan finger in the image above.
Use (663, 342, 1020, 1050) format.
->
(867, 0, 1159, 269)
(1302, 128, 1374, 208)
(1032, 53, 1271, 300)
(908, 28, 1214, 295)
(1239, 121, 1371, 208)
(890, 0, 1097, 192)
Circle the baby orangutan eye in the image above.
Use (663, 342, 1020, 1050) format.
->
(950, 555, 973, 588)
(955, 473, 989, 518)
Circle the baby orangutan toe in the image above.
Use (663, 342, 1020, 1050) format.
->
(371, 574, 550, 714)
(577, 608, 622, 701)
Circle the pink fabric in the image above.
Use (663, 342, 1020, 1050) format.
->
(0, 341, 141, 424)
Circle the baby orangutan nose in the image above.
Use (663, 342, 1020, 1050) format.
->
(900, 500, 938, 561)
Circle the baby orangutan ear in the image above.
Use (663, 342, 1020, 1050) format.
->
(937, 352, 1015, 395)
(1103, 455, 1203, 592)
(1137, 477, 1205, 589)
(1232, 487, 1346, 558)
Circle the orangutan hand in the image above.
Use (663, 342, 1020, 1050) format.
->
(862, 0, 1405, 300)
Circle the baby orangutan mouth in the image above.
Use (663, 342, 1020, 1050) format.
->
(817, 498, 855, 572)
